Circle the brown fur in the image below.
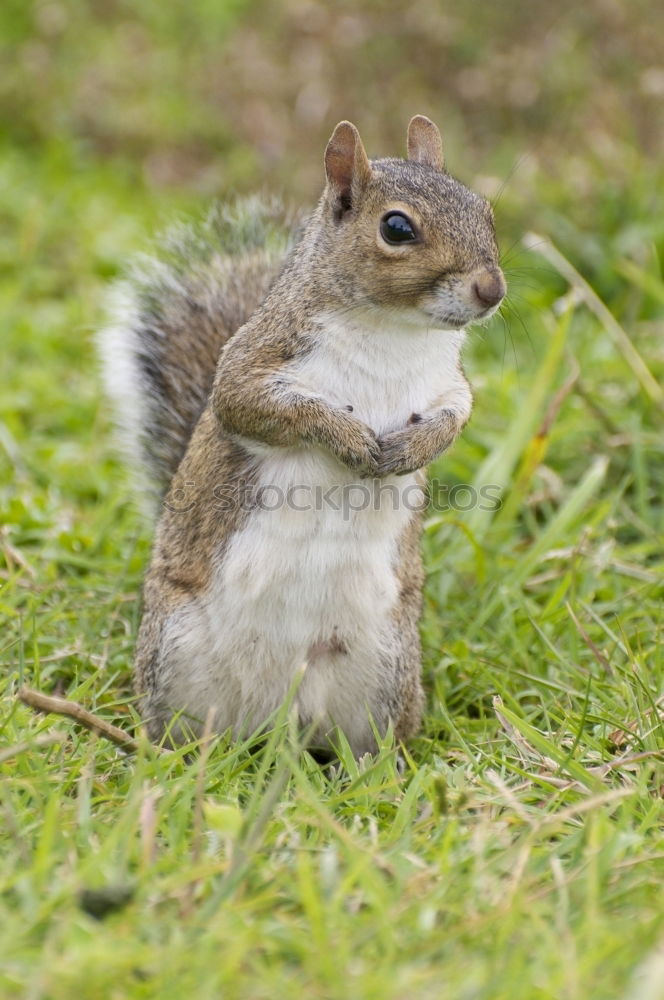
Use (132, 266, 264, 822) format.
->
(102, 199, 297, 499)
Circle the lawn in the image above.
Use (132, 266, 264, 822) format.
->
(1, 3, 663, 998)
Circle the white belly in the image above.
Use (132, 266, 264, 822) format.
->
(162, 309, 468, 752)
(165, 450, 421, 752)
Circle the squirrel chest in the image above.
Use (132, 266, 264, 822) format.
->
(166, 311, 466, 750)
(296, 308, 466, 434)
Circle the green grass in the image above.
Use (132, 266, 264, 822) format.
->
(2, 3, 664, 998)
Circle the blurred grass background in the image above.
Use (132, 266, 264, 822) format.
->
(1, 3, 664, 999)
(3, 0, 664, 233)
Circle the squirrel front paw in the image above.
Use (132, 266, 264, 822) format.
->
(375, 426, 423, 476)
(329, 410, 381, 477)
(376, 409, 461, 476)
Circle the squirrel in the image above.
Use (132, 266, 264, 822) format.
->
(99, 116, 506, 758)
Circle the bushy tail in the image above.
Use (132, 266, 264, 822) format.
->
(98, 197, 295, 506)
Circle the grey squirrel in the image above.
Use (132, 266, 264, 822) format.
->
(99, 116, 506, 756)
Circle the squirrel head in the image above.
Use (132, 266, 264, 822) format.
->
(318, 116, 505, 328)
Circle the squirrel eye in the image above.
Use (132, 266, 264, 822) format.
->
(380, 211, 417, 244)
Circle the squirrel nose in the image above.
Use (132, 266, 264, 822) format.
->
(472, 269, 506, 309)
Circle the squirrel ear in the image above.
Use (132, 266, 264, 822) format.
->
(407, 115, 444, 171)
(324, 121, 372, 221)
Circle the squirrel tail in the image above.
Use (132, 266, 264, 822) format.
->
(97, 197, 295, 507)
